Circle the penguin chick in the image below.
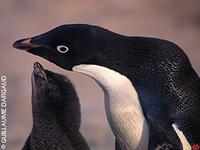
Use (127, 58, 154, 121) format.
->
(23, 62, 90, 150)
(73, 64, 149, 150)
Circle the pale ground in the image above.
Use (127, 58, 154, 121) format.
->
(0, 0, 200, 149)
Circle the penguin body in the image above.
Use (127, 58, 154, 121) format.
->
(13, 24, 200, 147)
(73, 65, 191, 150)
(23, 62, 90, 150)
(73, 64, 149, 150)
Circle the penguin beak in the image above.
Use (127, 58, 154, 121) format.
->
(33, 62, 49, 85)
(13, 38, 41, 50)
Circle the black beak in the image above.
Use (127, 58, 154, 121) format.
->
(13, 38, 40, 50)
(33, 62, 49, 84)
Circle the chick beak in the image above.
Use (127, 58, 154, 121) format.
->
(33, 62, 49, 85)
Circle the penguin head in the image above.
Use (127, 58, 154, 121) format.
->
(13, 24, 112, 69)
(32, 62, 79, 110)
(32, 62, 81, 131)
(13, 24, 190, 78)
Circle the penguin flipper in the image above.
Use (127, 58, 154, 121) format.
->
(148, 121, 183, 150)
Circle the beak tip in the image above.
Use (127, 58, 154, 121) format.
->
(33, 62, 43, 73)
(12, 40, 19, 48)
(33, 62, 48, 83)
(12, 38, 32, 50)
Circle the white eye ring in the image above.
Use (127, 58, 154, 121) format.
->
(57, 45, 69, 53)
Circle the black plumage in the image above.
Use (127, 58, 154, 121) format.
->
(13, 24, 200, 149)
(23, 62, 90, 150)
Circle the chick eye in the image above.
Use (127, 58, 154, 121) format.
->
(57, 45, 69, 53)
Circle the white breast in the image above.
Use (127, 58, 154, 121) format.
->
(73, 65, 149, 150)
(104, 77, 149, 150)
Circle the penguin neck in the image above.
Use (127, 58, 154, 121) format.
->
(30, 108, 72, 149)
(31, 98, 67, 141)
(53, 103, 90, 150)
(30, 118, 73, 150)
(96, 35, 152, 65)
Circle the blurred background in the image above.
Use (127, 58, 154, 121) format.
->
(1, 0, 200, 149)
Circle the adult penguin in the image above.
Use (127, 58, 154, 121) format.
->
(13, 24, 200, 148)
(23, 62, 90, 150)
(73, 64, 191, 150)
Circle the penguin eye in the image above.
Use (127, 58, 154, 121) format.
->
(57, 45, 69, 53)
